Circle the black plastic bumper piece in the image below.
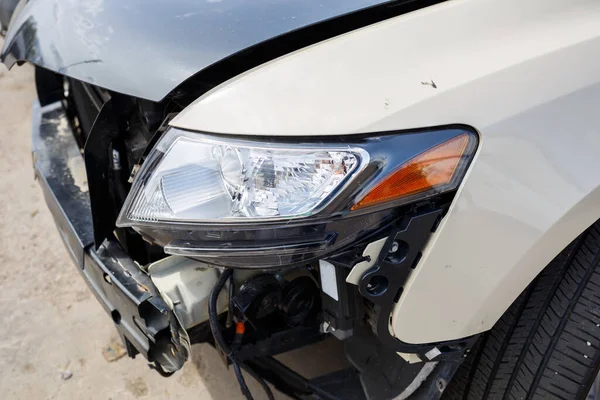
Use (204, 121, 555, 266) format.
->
(32, 101, 94, 266)
(32, 100, 188, 372)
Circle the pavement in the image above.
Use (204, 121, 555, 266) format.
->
(0, 63, 347, 399)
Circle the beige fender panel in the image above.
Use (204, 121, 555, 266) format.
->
(171, 0, 600, 343)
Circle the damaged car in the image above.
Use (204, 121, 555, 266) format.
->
(3, 0, 600, 398)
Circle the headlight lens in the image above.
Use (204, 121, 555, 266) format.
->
(117, 129, 368, 225)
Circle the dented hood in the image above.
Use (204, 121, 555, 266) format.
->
(1, 0, 385, 101)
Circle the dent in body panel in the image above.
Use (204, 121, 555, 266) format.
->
(170, 0, 600, 343)
(1, 0, 389, 100)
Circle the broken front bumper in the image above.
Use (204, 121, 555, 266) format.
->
(32, 101, 189, 373)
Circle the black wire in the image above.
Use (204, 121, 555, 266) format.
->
(226, 272, 235, 328)
(208, 269, 253, 400)
(209, 268, 234, 355)
(208, 269, 276, 400)
(241, 363, 276, 400)
(233, 362, 253, 400)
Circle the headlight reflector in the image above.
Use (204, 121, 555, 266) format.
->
(117, 129, 367, 225)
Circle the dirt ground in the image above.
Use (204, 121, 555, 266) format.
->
(0, 64, 346, 399)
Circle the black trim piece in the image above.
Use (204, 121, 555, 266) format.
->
(31, 100, 93, 267)
(69, 79, 103, 139)
(356, 209, 478, 358)
(81, 81, 105, 113)
(359, 210, 441, 350)
(83, 99, 120, 247)
(34, 67, 63, 107)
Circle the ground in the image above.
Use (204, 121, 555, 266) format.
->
(0, 63, 347, 399)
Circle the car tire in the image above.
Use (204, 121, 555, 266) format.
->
(443, 222, 600, 400)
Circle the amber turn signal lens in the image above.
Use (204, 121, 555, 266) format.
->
(352, 133, 470, 210)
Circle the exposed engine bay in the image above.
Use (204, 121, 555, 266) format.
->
(30, 71, 478, 400)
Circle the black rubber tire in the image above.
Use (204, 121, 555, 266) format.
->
(443, 223, 600, 400)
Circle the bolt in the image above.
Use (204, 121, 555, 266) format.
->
(389, 242, 399, 253)
(436, 378, 446, 392)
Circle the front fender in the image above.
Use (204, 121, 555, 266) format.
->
(170, 0, 600, 344)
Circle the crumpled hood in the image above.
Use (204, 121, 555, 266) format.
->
(1, 0, 386, 101)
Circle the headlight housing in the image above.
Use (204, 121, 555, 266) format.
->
(117, 127, 477, 268)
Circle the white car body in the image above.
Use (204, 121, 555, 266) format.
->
(172, 0, 600, 344)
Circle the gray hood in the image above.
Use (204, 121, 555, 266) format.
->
(1, 0, 388, 101)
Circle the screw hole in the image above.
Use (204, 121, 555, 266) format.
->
(111, 310, 121, 325)
(385, 241, 409, 264)
(436, 378, 446, 392)
(366, 275, 389, 296)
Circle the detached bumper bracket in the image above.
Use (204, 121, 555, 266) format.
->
(85, 240, 188, 371)
(32, 100, 188, 372)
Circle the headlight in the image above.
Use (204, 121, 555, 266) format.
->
(117, 127, 477, 268)
(118, 129, 368, 223)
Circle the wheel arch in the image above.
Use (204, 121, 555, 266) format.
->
(472, 187, 600, 337)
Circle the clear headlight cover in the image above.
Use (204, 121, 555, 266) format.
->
(117, 128, 368, 226)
